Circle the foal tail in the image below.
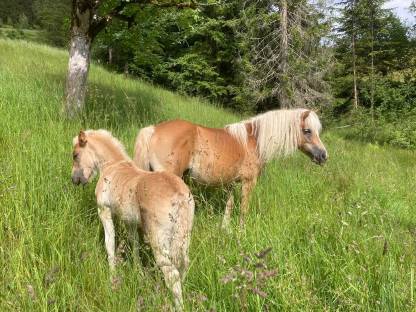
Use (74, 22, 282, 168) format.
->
(133, 125, 155, 170)
(171, 191, 195, 278)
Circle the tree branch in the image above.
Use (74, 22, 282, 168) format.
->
(89, 0, 210, 39)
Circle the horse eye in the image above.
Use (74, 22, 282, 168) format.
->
(73, 153, 79, 160)
(303, 129, 311, 134)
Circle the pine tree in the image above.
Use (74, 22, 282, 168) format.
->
(241, 0, 332, 110)
(334, 0, 411, 109)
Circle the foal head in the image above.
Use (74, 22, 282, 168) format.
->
(298, 110, 328, 165)
(71, 130, 98, 185)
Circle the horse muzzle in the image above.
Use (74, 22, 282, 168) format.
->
(72, 173, 88, 185)
(312, 149, 328, 165)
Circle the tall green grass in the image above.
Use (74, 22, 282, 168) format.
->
(1, 39, 416, 311)
(0, 27, 49, 45)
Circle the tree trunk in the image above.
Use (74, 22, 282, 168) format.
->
(351, 0, 358, 109)
(108, 47, 113, 65)
(124, 63, 129, 78)
(64, 35, 91, 117)
(352, 34, 358, 109)
(63, 0, 93, 118)
(370, 2, 375, 122)
(279, 0, 289, 108)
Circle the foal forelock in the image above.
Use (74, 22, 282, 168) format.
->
(226, 109, 322, 163)
(73, 129, 130, 160)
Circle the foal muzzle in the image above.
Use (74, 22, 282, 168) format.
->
(71, 171, 88, 185)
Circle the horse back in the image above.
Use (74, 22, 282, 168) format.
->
(149, 119, 259, 184)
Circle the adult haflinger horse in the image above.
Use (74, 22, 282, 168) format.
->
(133, 108, 327, 228)
(71, 129, 194, 310)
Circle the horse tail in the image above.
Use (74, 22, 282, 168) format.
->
(134, 125, 155, 170)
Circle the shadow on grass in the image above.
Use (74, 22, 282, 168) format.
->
(83, 80, 167, 130)
(47, 72, 169, 131)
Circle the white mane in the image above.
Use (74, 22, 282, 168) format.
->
(225, 122, 249, 148)
(73, 129, 130, 160)
(225, 109, 322, 163)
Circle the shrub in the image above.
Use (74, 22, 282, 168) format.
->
(329, 77, 416, 149)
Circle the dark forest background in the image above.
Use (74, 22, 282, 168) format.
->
(1, 0, 415, 148)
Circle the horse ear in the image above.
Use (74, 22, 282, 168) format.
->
(301, 110, 311, 121)
(78, 130, 87, 147)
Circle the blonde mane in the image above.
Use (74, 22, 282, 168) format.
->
(225, 122, 249, 148)
(225, 109, 322, 163)
(73, 129, 130, 160)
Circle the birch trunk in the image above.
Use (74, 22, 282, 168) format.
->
(64, 35, 91, 117)
(370, 3, 375, 122)
(63, 1, 93, 118)
(352, 0, 358, 109)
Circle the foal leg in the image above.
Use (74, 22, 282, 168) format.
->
(98, 206, 116, 271)
(147, 221, 185, 310)
(239, 178, 257, 227)
(221, 186, 235, 230)
(155, 251, 183, 311)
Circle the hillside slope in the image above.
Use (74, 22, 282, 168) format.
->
(1, 39, 416, 311)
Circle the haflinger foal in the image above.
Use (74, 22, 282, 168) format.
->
(71, 130, 194, 310)
(134, 109, 327, 228)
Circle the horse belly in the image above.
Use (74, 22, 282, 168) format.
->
(190, 147, 241, 184)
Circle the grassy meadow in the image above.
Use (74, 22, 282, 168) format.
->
(1, 39, 416, 311)
(0, 27, 49, 45)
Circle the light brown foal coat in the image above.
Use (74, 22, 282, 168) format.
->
(72, 130, 194, 310)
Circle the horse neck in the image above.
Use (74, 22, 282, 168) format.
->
(92, 138, 129, 170)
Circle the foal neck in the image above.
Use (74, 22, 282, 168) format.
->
(92, 137, 130, 170)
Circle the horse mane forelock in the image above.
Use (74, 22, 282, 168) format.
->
(82, 129, 130, 160)
(226, 109, 322, 163)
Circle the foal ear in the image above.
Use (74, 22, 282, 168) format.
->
(78, 130, 87, 147)
(301, 110, 311, 121)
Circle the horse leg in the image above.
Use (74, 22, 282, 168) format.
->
(221, 186, 235, 230)
(146, 199, 190, 310)
(239, 178, 257, 227)
(154, 249, 183, 311)
(98, 206, 116, 271)
(179, 221, 192, 283)
(148, 226, 184, 311)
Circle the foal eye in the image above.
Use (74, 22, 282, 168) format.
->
(73, 153, 78, 160)
(303, 129, 312, 134)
